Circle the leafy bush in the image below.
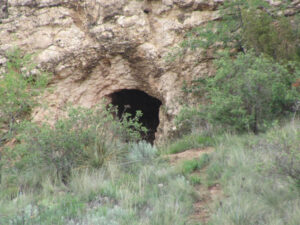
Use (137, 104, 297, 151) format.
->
(127, 141, 158, 164)
(242, 9, 300, 61)
(174, 105, 208, 135)
(182, 0, 300, 61)
(0, 48, 48, 144)
(176, 0, 300, 134)
(187, 51, 300, 133)
(208, 51, 299, 132)
(1, 106, 147, 196)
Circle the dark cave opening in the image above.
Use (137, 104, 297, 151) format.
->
(109, 89, 162, 144)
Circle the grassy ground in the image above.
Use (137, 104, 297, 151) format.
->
(0, 142, 196, 225)
(1, 121, 299, 225)
(203, 121, 300, 225)
(163, 120, 300, 225)
(164, 133, 214, 154)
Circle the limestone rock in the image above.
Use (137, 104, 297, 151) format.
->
(173, 0, 194, 8)
(0, 0, 8, 19)
(0, 0, 222, 141)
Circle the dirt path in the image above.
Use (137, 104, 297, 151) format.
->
(191, 182, 222, 223)
(168, 148, 222, 224)
(168, 147, 214, 165)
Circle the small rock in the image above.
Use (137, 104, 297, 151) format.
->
(162, 0, 173, 6)
(0, 56, 7, 65)
(173, 0, 194, 8)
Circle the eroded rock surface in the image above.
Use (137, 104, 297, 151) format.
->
(0, 0, 221, 141)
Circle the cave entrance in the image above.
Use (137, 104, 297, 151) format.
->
(109, 89, 162, 144)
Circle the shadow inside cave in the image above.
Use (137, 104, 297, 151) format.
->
(108, 89, 162, 144)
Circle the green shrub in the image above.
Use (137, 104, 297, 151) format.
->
(189, 175, 202, 185)
(242, 9, 300, 62)
(197, 51, 299, 133)
(177, 1, 300, 134)
(181, 159, 199, 174)
(181, 0, 300, 62)
(0, 106, 147, 195)
(127, 141, 158, 164)
(174, 106, 207, 135)
(0, 48, 48, 144)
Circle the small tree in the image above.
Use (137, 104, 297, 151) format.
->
(202, 51, 299, 133)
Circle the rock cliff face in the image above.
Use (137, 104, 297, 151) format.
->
(0, 0, 221, 142)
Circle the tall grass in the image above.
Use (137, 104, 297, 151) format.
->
(0, 106, 147, 198)
(0, 141, 195, 225)
(206, 121, 300, 225)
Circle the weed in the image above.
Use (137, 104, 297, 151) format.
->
(198, 153, 210, 170)
(189, 175, 202, 185)
(181, 154, 210, 175)
(182, 159, 200, 174)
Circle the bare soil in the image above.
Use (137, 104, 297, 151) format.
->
(168, 147, 214, 165)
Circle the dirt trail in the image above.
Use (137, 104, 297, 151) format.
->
(168, 147, 214, 165)
(168, 148, 222, 224)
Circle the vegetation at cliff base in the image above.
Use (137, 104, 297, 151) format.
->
(0, 48, 48, 145)
(0, 0, 300, 224)
(171, 0, 300, 224)
(186, 51, 299, 133)
(176, 0, 300, 135)
(0, 49, 194, 225)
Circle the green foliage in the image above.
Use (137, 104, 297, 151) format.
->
(0, 48, 48, 143)
(182, 159, 200, 174)
(207, 51, 299, 132)
(185, 51, 300, 133)
(188, 174, 202, 185)
(182, 0, 300, 61)
(242, 9, 300, 61)
(181, 154, 210, 175)
(119, 110, 148, 142)
(174, 106, 207, 136)
(4, 194, 85, 225)
(177, 0, 300, 134)
(1, 106, 147, 195)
